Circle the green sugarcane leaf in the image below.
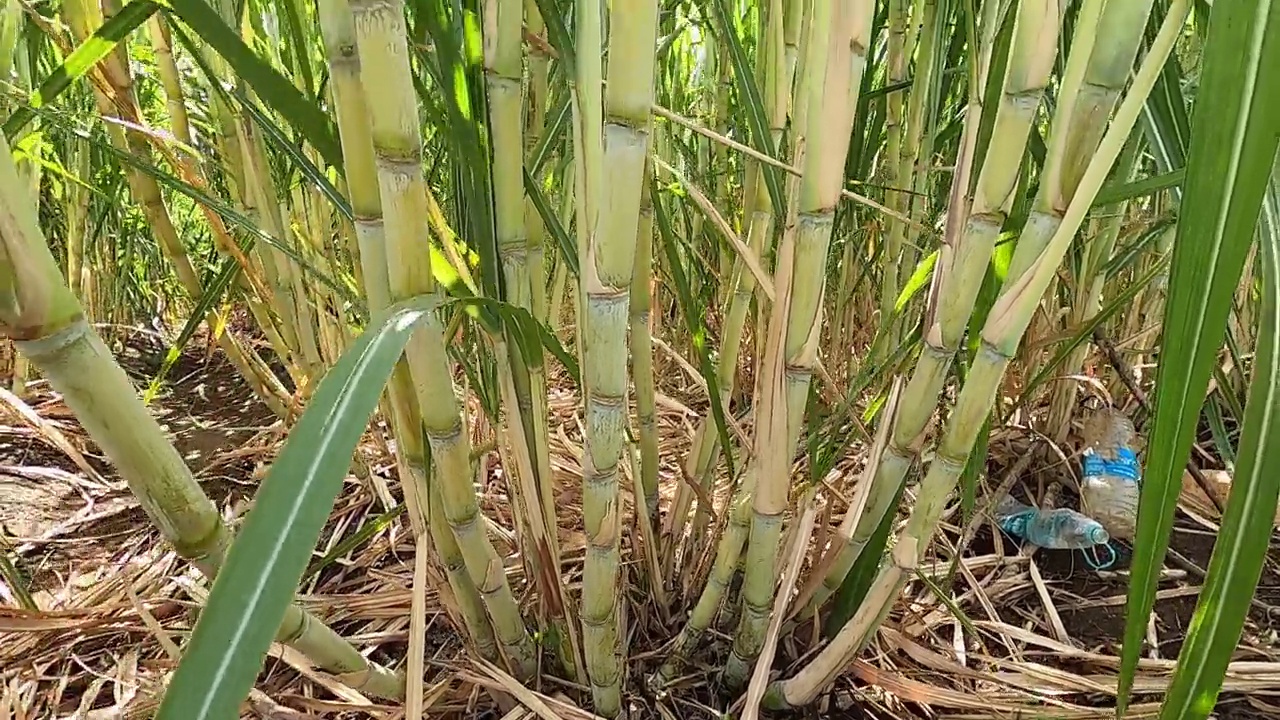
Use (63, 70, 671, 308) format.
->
(824, 478, 905, 635)
(529, 0, 574, 73)
(709, 0, 785, 219)
(1118, 0, 1280, 715)
(154, 295, 441, 720)
(231, 87, 349, 218)
(1016, 255, 1168, 407)
(0, 546, 34, 611)
(529, 92, 570, 177)
(163, 0, 344, 171)
(1157, 169, 1280, 718)
(1156, 174, 1280, 720)
(1141, 0, 1193, 191)
(1092, 168, 1185, 207)
(1203, 394, 1236, 470)
(455, 295, 581, 385)
(524, 167, 579, 275)
(11, 98, 364, 314)
(2, 0, 160, 139)
(303, 503, 405, 583)
(143, 255, 243, 404)
(652, 175, 736, 480)
(274, 0, 315, 95)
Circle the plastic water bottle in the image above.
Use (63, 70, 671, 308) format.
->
(994, 495, 1110, 549)
(1079, 408, 1142, 541)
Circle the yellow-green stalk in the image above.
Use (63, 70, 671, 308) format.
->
(768, 0, 1190, 707)
(632, 162, 660, 523)
(521, 5, 562, 601)
(62, 0, 293, 418)
(894, 0, 947, 295)
(524, 0, 552, 327)
(662, 0, 788, 577)
(147, 16, 193, 149)
(289, 164, 349, 367)
(1, 0, 37, 397)
(349, 0, 537, 681)
(1046, 134, 1143, 441)
(1122, 224, 1177, 402)
(803, 0, 1061, 614)
(481, 0, 581, 680)
(1001, 0, 1159, 289)
(570, 0, 660, 712)
(64, 137, 92, 308)
(660, 0, 788, 676)
(235, 118, 326, 386)
(782, 0, 802, 95)
(0, 129, 403, 701)
(712, 38, 734, 308)
(548, 161, 575, 334)
(723, 0, 873, 688)
(874, 0, 914, 354)
(317, 0, 499, 659)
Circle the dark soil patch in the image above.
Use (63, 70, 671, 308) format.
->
(0, 329, 284, 599)
(962, 439, 1280, 718)
(1028, 489, 1280, 662)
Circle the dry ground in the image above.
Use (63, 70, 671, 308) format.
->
(2, 328, 1279, 719)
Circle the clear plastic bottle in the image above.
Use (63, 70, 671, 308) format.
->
(994, 495, 1110, 549)
(1079, 408, 1142, 541)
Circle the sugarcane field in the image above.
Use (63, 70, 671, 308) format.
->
(2, 0, 1280, 718)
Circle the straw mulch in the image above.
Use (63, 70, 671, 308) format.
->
(2, 330, 1279, 719)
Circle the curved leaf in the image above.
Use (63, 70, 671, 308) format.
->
(154, 295, 441, 720)
(1118, 0, 1280, 714)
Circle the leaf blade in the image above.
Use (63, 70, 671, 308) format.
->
(154, 296, 440, 720)
(1118, 1, 1280, 714)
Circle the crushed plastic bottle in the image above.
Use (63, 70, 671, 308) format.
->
(994, 495, 1111, 550)
(1079, 408, 1142, 541)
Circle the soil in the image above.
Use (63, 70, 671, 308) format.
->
(962, 442, 1280, 720)
(1, 332, 274, 595)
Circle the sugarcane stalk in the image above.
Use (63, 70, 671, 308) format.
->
(569, 0, 661, 712)
(1046, 132, 1144, 441)
(655, 0, 796, 682)
(875, 0, 915, 355)
(767, 1, 1190, 706)
(549, 160, 576, 335)
(65, 137, 91, 307)
(1002, 0, 1160, 290)
(1006, 0, 1160, 415)
(317, 0, 500, 649)
(349, 0, 537, 681)
(525, 0, 552, 328)
(480, 0, 582, 680)
(147, 16, 193, 149)
(0, 129, 403, 701)
(663, 0, 787, 576)
(1, 0, 36, 397)
(61, 0, 294, 418)
(723, 0, 873, 688)
(632, 160, 660, 525)
(522, 6, 563, 600)
(802, 0, 1059, 615)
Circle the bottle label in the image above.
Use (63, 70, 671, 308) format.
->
(1082, 446, 1141, 483)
